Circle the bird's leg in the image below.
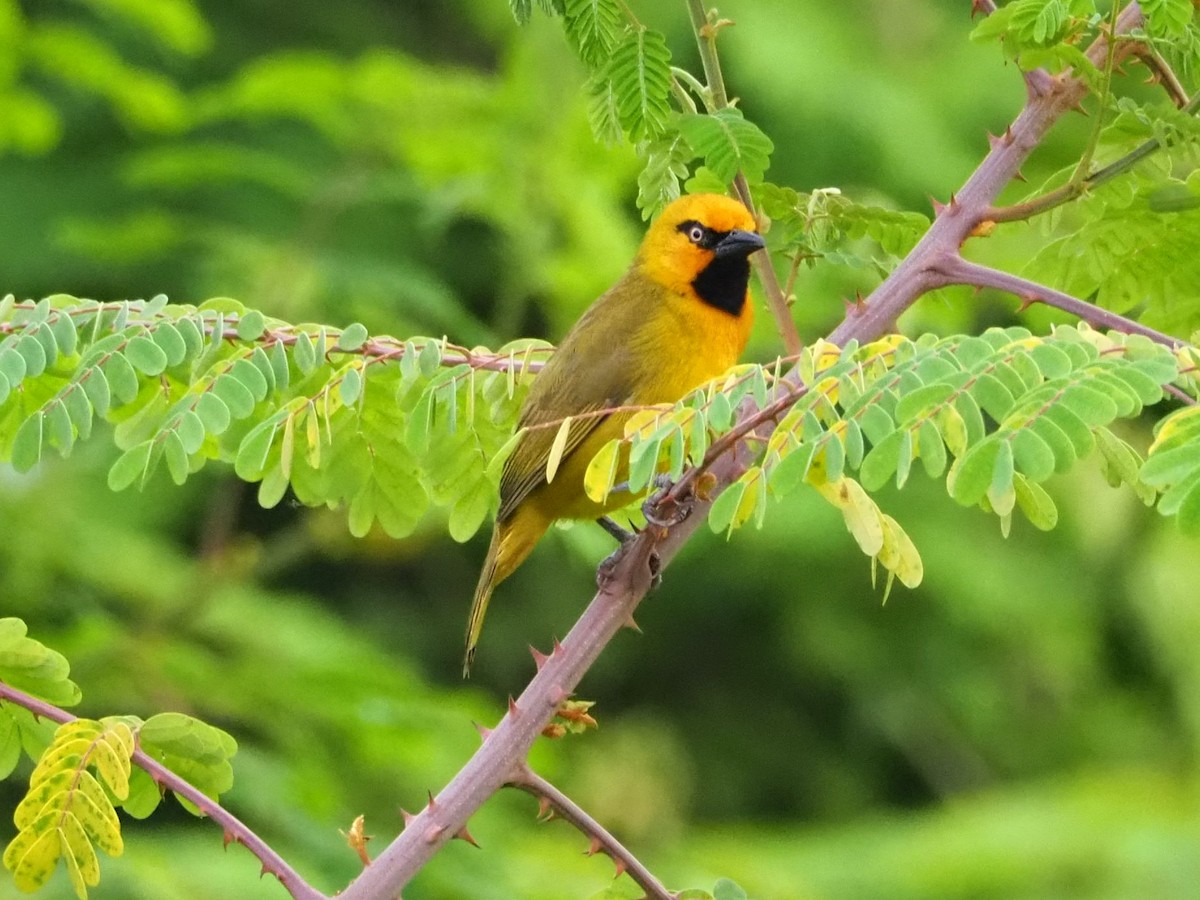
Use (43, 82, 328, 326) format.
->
(596, 515, 636, 544)
(595, 512, 663, 592)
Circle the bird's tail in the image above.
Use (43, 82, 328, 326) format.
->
(463, 511, 545, 677)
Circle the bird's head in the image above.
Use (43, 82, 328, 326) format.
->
(637, 193, 765, 317)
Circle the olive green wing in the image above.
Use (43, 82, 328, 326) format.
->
(496, 296, 639, 522)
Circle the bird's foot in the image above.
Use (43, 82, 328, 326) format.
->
(596, 545, 662, 591)
(643, 478, 693, 529)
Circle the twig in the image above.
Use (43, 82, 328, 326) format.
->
(0, 683, 327, 900)
(507, 764, 673, 900)
(1134, 44, 1191, 108)
(988, 89, 1200, 224)
(684, 0, 803, 356)
(931, 255, 1182, 348)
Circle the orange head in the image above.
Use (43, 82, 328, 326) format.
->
(636, 193, 765, 317)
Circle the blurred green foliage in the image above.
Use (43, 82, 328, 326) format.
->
(2, 0, 1200, 898)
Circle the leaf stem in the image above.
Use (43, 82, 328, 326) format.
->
(0, 683, 326, 900)
(1068, 0, 1122, 188)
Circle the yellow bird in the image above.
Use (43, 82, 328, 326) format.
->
(465, 193, 765, 673)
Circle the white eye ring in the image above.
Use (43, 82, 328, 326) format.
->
(687, 225, 705, 244)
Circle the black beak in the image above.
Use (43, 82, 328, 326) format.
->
(714, 228, 766, 259)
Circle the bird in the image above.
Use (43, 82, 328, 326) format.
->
(464, 192, 765, 674)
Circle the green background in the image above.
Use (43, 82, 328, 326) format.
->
(2, 1, 1199, 897)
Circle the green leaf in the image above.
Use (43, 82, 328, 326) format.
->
(1010, 427, 1057, 481)
(230, 357, 268, 402)
(174, 410, 206, 454)
(212, 374, 255, 419)
(340, 367, 363, 406)
(235, 420, 279, 480)
(11, 413, 44, 472)
(510, 0, 532, 25)
(293, 331, 317, 374)
(107, 441, 154, 491)
(162, 431, 189, 485)
(713, 878, 749, 900)
(50, 313, 78, 358)
(82, 369, 111, 417)
(335, 322, 369, 352)
(564, 0, 622, 67)
(1141, 441, 1200, 487)
(676, 108, 774, 183)
(0, 348, 26, 386)
(916, 419, 947, 478)
(64, 387, 93, 442)
(607, 28, 672, 142)
(236, 309, 266, 341)
(16, 333, 47, 378)
(103, 352, 139, 404)
(45, 401, 74, 457)
(895, 381, 955, 425)
(449, 477, 492, 542)
(709, 478, 747, 537)
(860, 428, 905, 491)
(125, 335, 168, 375)
(194, 392, 231, 435)
(987, 437, 1016, 517)
(151, 322, 187, 366)
(1014, 473, 1059, 530)
(948, 437, 1000, 507)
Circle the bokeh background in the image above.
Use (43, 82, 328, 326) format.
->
(3, 1, 1200, 898)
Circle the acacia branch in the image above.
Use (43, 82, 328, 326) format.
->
(933, 256, 1182, 347)
(0, 683, 325, 900)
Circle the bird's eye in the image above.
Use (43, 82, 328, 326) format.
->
(687, 225, 705, 244)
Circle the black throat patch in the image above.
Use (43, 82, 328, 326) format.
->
(691, 255, 750, 317)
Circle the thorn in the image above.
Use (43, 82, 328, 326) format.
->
(623, 614, 642, 633)
(529, 644, 550, 670)
(537, 796, 554, 820)
(552, 637, 565, 656)
(970, 0, 990, 16)
(612, 856, 628, 878)
(400, 808, 417, 828)
(930, 195, 947, 216)
(223, 829, 235, 848)
(986, 131, 1003, 151)
(260, 865, 270, 879)
(473, 721, 493, 742)
(550, 685, 571, 705)
(947, 192, 959, 211)
(507, 695, 521, 718)
(455, 825, 481, 848)
(1004, 125, 1014, 143)
(426, 791, 438, 812)
(1073, 101, 1089, 116)
(1013, 169, 1027, 183)
(1016, 294, 1040, 313)
(424, 824, 446, 844)
(585, 837, 603, 857)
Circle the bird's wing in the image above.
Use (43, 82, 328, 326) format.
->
(496, 297, 638, 522)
